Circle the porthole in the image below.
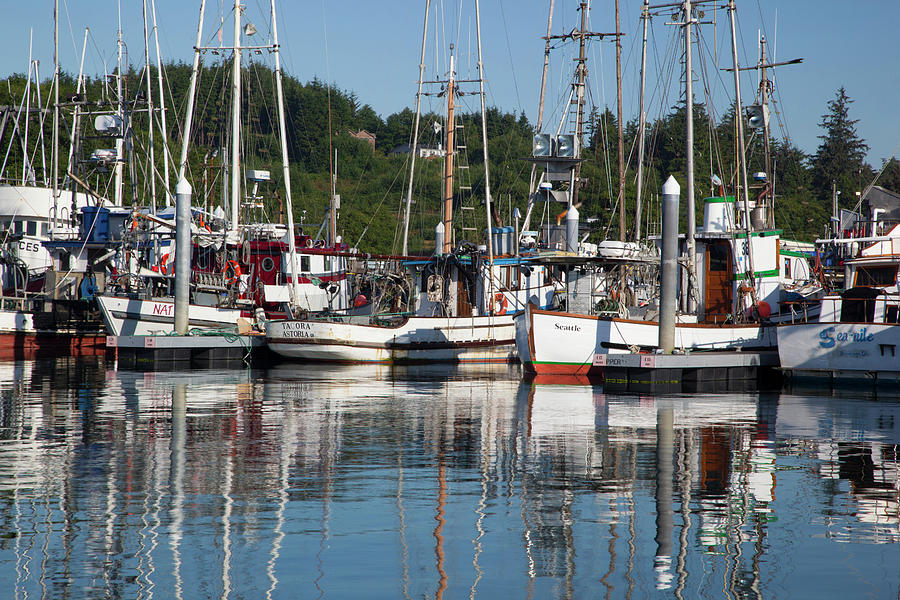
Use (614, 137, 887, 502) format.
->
(261, 256, 275, 272)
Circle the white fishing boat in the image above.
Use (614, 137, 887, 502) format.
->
(96, 0, 354, 337)
(266, 3, 559, 364)
(778, 224, 900, 380)
(515, 3, 820, 378)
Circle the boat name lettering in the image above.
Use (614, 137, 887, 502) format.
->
(17, 240, 41, 253)
(554, 322, 581, 332)
(152, 303, 174, 316)
(818, 326, 874, 349)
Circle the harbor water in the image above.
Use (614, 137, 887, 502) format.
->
(0, 358, 898, 598)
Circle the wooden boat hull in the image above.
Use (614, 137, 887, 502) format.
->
(266, 314, 518, 364)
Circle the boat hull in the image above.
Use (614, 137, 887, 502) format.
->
(516, 305, 777, 376)
(0, 309, 106, 360)
(266, 315, 517, 364)
(777, 322, 900, 377)
(97, 295, 246, 336)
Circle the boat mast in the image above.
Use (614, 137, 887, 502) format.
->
(474, 0, 495, 266)
(115, 5, 126, 206)
(727, 0, 757, 304)
(683, 0, 696, 307)
(177, 0, 207, 181)
(151, 0, 172, 206)
(615, 0, 625, 241)
(52, 0, 59, 214)
(230, 0, 243, 232)
(142, 0, 158, 212)
(441, 47, 456, 255)
(401, 0, 431, 256)
(571, 2, 589, 209)
(635, 0, 649, 241)
(270, 0, 301, 307)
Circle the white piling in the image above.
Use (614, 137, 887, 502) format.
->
(174, 177, 192, 335)
(659, 176, 680, 354)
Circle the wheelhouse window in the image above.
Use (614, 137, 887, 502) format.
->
(854, 266, 898, 287)
(26, 221, 36, 236)
(708, 243, 730, 272)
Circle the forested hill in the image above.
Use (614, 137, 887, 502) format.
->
(2, 61, 897, 253)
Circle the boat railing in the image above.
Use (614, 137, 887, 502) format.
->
(0, 295, 42, 313)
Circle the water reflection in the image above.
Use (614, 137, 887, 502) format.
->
(0, 358, 897, 598)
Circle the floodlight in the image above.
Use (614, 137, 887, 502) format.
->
(555, 134, 578, 158)
(532, 133, 552, 157)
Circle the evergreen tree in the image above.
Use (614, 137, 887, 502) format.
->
(811, 87, 869, 207)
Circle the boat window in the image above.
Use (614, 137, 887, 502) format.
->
(709, 244, 730, 272)
(261, 256, 275, 272)
(783, 257, 791, 277)
(886, 305, 899, 324)
(26, 221, 36, 236)
(300, 256, 310, 272)
(14, 220, 23, 235)
(854, 266, 897, 287)
(41, 222, 48, 236)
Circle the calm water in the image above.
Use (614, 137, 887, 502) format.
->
(0, 358, 898, 599)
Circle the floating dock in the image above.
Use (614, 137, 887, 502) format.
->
(107, 333, 271, 370)
(598, 350, 781, 393)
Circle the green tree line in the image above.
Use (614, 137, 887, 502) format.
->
(2, 59, 896, 253)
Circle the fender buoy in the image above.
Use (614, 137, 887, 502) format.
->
(224, 259, 242, 285)
(493, 292, 508, 315)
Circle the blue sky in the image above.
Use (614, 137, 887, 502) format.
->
(3, 1, 898, 172)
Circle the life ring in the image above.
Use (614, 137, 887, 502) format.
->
(159, 253, 170, 275)
(493, 292, 508, 315)
(224, 259, 242, 285)
(305, 238, 314, 248)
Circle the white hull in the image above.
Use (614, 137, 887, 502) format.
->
(516, 305, 776, 376)
(0, 309, 36, 334)
(266, 314, 518, 363)
(97, 295, 245, 336)
(778, 322, 900, 376)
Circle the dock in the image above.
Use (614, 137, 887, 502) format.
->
(107, 333, 272, 370)
(599, 350, 781, 393)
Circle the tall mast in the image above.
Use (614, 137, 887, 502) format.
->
(115, 6, 126, 206)
(177, 0, 207, 181)
(571, 2, 589, 208)
(615, 0, 625, 241)
(142, 0, 158, 211)
(401, 0, 431, 256)
(52, 0, 59, 209)
(151, 0, 171, 205)
(441, 47, 456, 255)
(474, 0, 495, 267)
(683, 0, 696, 302)
(635, 0, 650, 241)
(727, 0, 751, 231)
(759, 35, 773, 228)
(230, 0, 243, 231)
(270, 0, 301, 307)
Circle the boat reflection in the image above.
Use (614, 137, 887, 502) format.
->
(0, 358, 896, 597)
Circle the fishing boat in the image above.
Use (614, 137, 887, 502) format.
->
(96, 0, 354, 336)
(266, 2, 558, 364)
(515, 1, 821, 377)
(777, 221, 900, 380)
